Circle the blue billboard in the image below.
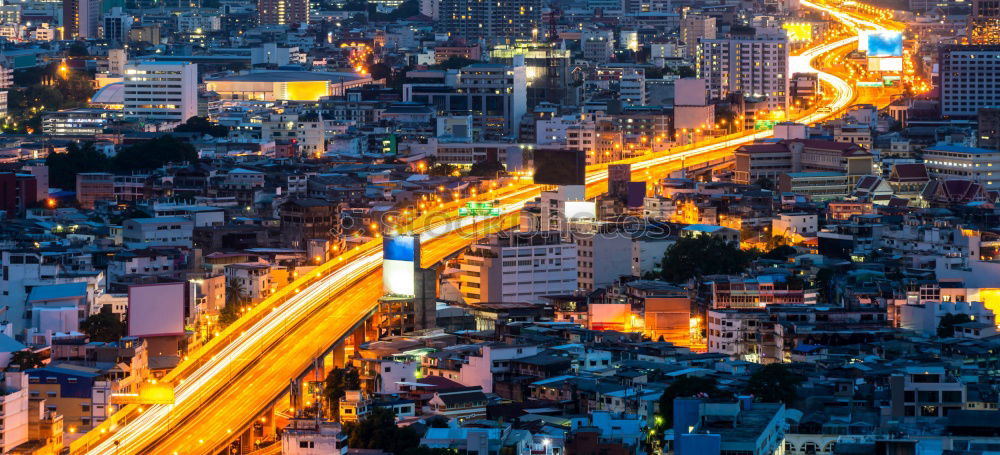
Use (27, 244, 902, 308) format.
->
(384, 235, 417, 262)
(867, 31, 902, 57)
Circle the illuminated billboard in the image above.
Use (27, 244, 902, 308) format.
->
(128, 282, 187, 338)
(565, 201, 597, 220)
(384, 235, 420, 296)
(866, 31, 902, 57)
(783, 23, 813, 42)
(867, 56, 903, 72)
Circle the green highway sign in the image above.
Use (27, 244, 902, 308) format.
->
(458, 201, 500, 217)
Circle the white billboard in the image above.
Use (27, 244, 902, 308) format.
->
(128, 282, 187, 337)
(565, 201, 597, 219)
(383, 235, 419, 296)
(867, 57, 903, 72)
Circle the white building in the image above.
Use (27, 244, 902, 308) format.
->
(620, 68, 646, 106)
(771, 213, 818, 239)
(631, 232, 675, 277)
(459, 232, 577, 304)
(282, 419, 348, 455)
(0, 372, 30, 453)
(123, 62, 198, 124)
(698, 28, 789, 112)
(922, 144, 1000, 191)
(574, 227, 634, 291)
(224, 262, 274, 303)
(898, 301, 995, 336)
(122, 216, 194, 248)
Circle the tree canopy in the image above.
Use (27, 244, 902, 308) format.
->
(112, 135, 198, 172)
(743, 364, 803, 404)
(937, 313, 973, 338)
(657, 375, 720, 427)
(81, 305, 127, 342)
(7, 350, 45, 370)
(432, 57, 482, 70)
(468, 159, 505, 178)
(344, 408, 421, 455)
(656, 235, 755, 283)
(324, 366, 361, 419)
(174, 116, 229, 138)
(46, 142, 110, 189)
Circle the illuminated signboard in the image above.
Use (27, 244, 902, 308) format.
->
(383, 235, 420, 296)
(856, 81, 884, 87)
(754, 120, 778, 130)
(866, 31, 903, 57)
(783, 23, 813, 42)
(458, 201, 500, 217)
(565, 201, 597, 219)
(867, 56, 903, 72)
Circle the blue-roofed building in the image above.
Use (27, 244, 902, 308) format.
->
(122, 217, 194, 248)
(25, 364, 108, 433)
(923, 144, 1000, 191)
(27, 283, 89, 335)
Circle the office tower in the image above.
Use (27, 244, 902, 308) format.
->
(63, 0, 101, 38)
(405, 62, 526, 138)
(939, 45, 1000, 118)
(258, 0, 309, 25)
(102, 7, 132, 44)
(698, 28, 789, 112)
(419, 0, 439, 19)
(620, 68, 646, 106)
(681, 14, 716, 59)
(439, 0, 541, 45)
(123, 62, 198, 123)
(459, 231, 578, 304)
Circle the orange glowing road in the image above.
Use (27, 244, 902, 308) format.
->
(71, 4, 902, 454)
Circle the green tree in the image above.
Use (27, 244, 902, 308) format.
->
(431, 56, 482, 70)
(324, 366, 362, 419)
(219, 280, 246, 327)
(7, 350, 45, 370)
(428, 163, 458, 177)
(344, 407, 421, 455)
(753, 176, 776, 190)
(81, 305, 127, 342)
(45, 141, 111, 189)
(743, 364, 803, 404)
(937, 313, 973, 338)
(761, 245, 797, 261)
(468, 159, 505, 178)
(112, 135, 198, 172)
(657, 235, 755, 283)
(657, 375, 719, 427)
(368, 62, 392, 81)
(174, 116, 229, 137)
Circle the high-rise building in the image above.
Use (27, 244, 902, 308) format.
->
(459, 231, 578, 304)
(123, 61, 198, 124)
(939, 45, 1000, 117)
(620, 68, 646, 106)
(63, 0, 101, 38)
(439, 0, 541, 45)
(681, 14, 716, 59)
(102, 7, 132, 43)
(698, 28, 789, 112)
(258, 0, 309, 25)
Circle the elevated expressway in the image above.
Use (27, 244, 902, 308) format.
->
(72, 4, 899, 453)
